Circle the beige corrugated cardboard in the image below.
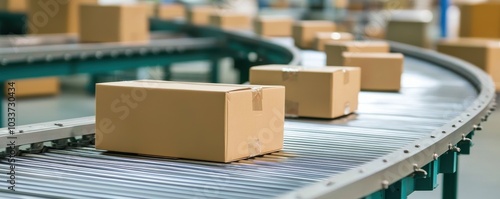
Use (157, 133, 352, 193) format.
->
(293, 20, 336, 49)
(157, 3, 185, 20)
(437, 38, 500, 91)
(249, 65, 360, 119)
(79, 4, 149, 43)
(386, 20, 428, 48)
(325, 41, 390, 66)
(95, 80, 285, 163)
(210, 12, 251, 30)
(0, 0, 26, 12)
(187, 6, 214, 25)
(27, 0, 98, 34)
(342, 52, 404, 91)
(314, 32, 354, 51)
(459, 2, 500, 38)
(6, 77, 59, 98)
(254, 16, 293, 37)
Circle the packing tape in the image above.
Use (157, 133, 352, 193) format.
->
(343, 69, 349, 84)
(344, 102, 351, 115)
(248, 138, 262, 158)
(282, 67, 301, 81)
(252, 87, 263, 111)
(285, 100, 299, 117)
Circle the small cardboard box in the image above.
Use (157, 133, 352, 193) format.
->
(437, 38, 500, 91)
(386, 20, 428, 48)
(459, 2, 500, 38)
(293, 20, 336, 49)
(342, 52, 404, 91)
(0, 0, 26, 12)
(6, 77, 59, 98)
(95, 80, 285, 163)
(314, 32, 354, 51)
(138, 1, 156, 18)
(187, 6, 214, 25)
(250, 65, 360, 119)
(157, 3, 185, 20)
(79, 4, 149, 43)
(254, 16, 293, 37)
(26, 0, 98, 34)
(325, 41, 390, 66)
(210, 12, 251, 30)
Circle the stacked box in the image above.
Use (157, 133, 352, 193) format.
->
(254, 16, 293, 37)
(459, 2, 500, 38)
(325, 41, 390, 66)
(293, 20, 336, 49)
(6, 77, 59, 98)
(187, 6, 214, 25)
(314, 32, 354, 51)
(0, 0, 26, 12)
(157, 3, 185, 20)
(386, 20, 428, 48)
(250, 65, 360, 119)
(210, 12, 251, 30)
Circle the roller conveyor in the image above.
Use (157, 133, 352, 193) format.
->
(0, 20, 497, 199)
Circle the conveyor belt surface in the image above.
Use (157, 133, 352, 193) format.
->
(0, 54, 479, 198)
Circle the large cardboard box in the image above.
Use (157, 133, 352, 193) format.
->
(210, 12, 251, 30)
(254, 16, 293, 37)
(293, 20, 336, 49)
(79, 4, 149, 43)
(386, 20, 428, 48)
(437, 38, 500, 91)
(5, 77, 59, 98)
(157, 3, 185, 20)
(325, 41, 390, 66)
(249, 65, 360, 119)
(0, 0, 26, 12)
(342, 52, 404, 91)
(187, 6, 214, 25)
(314, 32, 354, 51)
(95, 80, 285, 163)
(26, 0, 98, 34)
(459, 2, 500, 38)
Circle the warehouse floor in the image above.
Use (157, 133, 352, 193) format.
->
(1, 65, 499, 199)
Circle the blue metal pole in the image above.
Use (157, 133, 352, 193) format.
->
(440, 0, 450, 38)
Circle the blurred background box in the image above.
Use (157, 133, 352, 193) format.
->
(459, 2, 500, 38)
(6, 77, 60, 98)
(210, 12, 251, 30)
(293, 20, 335, 49)
(187, 6, 214, 25)
(27, 0, 98, 34)
(79, 4, 149, 43)
(0, 0, 26, 12)
(342, 52, 404, 91)
(386, 20, 429, 48)
(437, 38, 500, 91)
(254, 16, 293, 37)
(157, 3, 185, 20)
(250, 65, 360, 119)
(325, 41, 390, 66)
(137, 1, 156, 18)
(314, 32, 353, 51)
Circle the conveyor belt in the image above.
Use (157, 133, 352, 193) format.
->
(0, 19, 496, 198)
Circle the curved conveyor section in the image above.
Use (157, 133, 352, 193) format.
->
(0, 24, 496, 199)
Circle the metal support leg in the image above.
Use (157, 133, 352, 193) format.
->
(163, 64, 172, 80)
(385, 177, 414, 199)
(415, 160, 439, 190)
(442, 155, 459, 199)
(210, 56, 220, 83)
(87, 74, 99, 94)
(234, 58, 251, 84)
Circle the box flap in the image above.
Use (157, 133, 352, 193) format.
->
(97, 80, 276, 93)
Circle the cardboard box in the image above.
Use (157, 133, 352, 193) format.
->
(292, 20, 336, 49)
(157, 3, 185, 20)
(250, 65, 360, 119)
(325, 41, 390, 66)
(254, 16, 293, 37)
(342, 52, 404, 91)
(210, 12, 251, 30)
(79, 4, 149, 43)
(138, 1, 156, 18)
(314, 32, 354, 51)
(459, 2, 500, 38)
(0, 0, 26, 12)
(95, 80, 285, 163)
(5, 77, 59, 98)
(26, 0, 98, 34)
(437, 38, 500, 91)
(187, 6, 214, 25)
(386, 20, 428, 48)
